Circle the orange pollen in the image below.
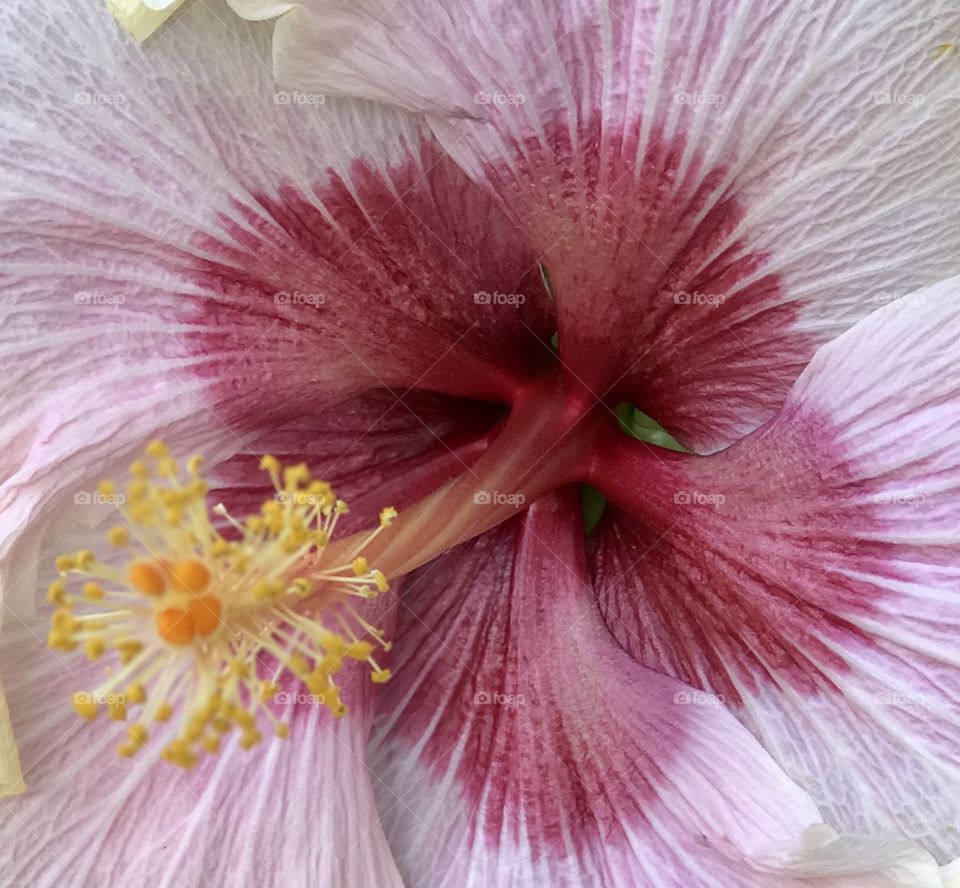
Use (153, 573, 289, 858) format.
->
(129, 562, 166, 597)
(186, 595, 221, 637)
(155, 607, 196, 645)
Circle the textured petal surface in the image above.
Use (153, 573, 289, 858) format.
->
(367, 491, 860, 887)
(247, 0, 960, 452)
(213, 388, 503, 534)
(590, 277, 960, 861)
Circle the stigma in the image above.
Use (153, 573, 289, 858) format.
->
(47, 442, 396, 768)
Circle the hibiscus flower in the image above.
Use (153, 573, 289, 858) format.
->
(1, 0, 960, 885)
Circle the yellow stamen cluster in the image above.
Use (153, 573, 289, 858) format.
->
(48, 442, 398, 768)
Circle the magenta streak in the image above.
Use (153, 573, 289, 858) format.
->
(484, 116, 811, 452)
(186, 139, 556, 430)
(586, 419, 887, 703)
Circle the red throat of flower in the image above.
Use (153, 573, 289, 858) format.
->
(318, 371, 610, 580)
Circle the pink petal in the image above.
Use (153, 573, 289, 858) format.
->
(369, 489, 838, 885)
(0, 0, 550, 600)
(590, 277, 960, 861)
(246, 0, 960, 451)
(0, 593, 402, 886)
(212, 388, 502, 534)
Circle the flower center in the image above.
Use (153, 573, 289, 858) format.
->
(47, 442, 395, 768)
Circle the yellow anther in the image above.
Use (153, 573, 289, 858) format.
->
(187, 454, 204, 476)
(155, 703, 173, 722)
(51, 608, 75, 633)
(352, 556, 369, 576)
(118, 640, 144, 664)
(72, 694, 99, 720)
(162, 740, 197, 769)
(287, 654, 309, 675)
(283, 463, 310, 489)
(211, 538, 232, 557)
(184, 721, 204, 744)
(107, 700, 127, 721)
(371, 669, 392, 684)
(346, 641, 374, 660)
(202, 735, 220, 754)
(232, 708, 256, 731)
(82, 582, 104, 601)
(146, 441, 169, 458)
(47, 631, 75, 652)
(252, 578, 283, 601)
(127, 683, 146, 704)
(372, 570, 389, 593)
(107, 526, 129, 547)
(127, 477, 148, 499)
(97, 480, 116, 497)
(128, 723, 149, 745)
(75, 550, 96, 571)
(46, 581, 68, 605)
(259, 455, 281, 475)
(379, 506, 398, 527)
(275, 723, 290, 740)
(55, 554, 76, 574)
(290, 578, 313, 597)
(84, 638, 106, 660)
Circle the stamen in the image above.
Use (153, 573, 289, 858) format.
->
(49, 443, 396, 768)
